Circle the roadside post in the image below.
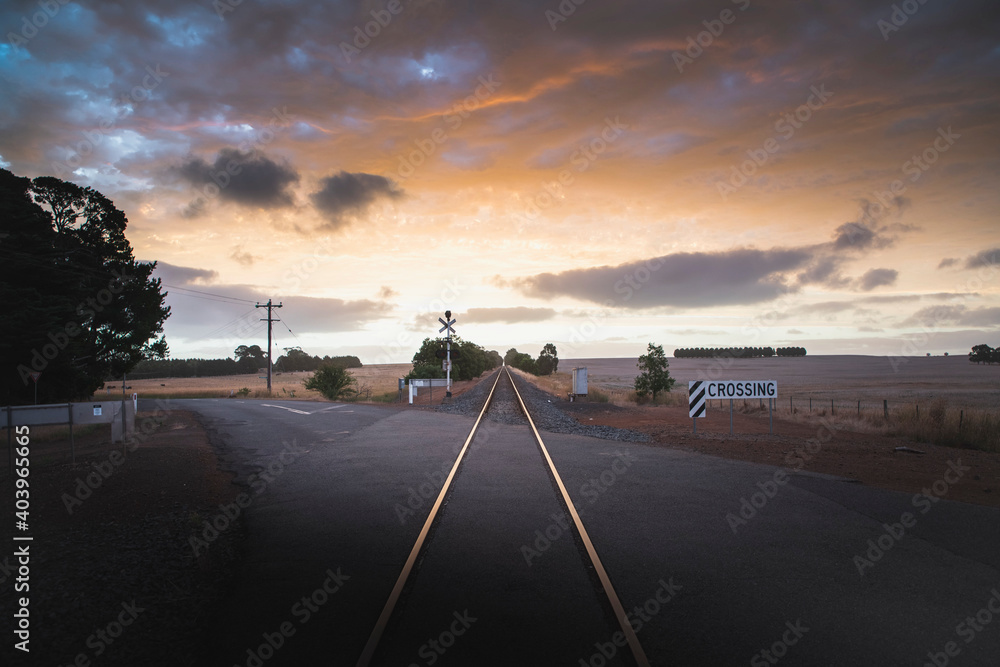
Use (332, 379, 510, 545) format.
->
(29, 371, 41, 404)
(688, 381, 707, 433)
(689, 380, 778, 435)
(438, 310, 457, 399)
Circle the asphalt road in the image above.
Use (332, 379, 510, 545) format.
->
(158, 396, 1000, 667)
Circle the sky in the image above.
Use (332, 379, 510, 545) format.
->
(2, 0, 998, 363)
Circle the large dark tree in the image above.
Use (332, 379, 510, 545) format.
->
(1, 169, 169, 404)
(407, 336, 499, 381)
(536, 343, 559, 376)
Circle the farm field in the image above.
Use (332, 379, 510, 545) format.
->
(566, 354, 1000, 411)
(100, 363, 414, 400)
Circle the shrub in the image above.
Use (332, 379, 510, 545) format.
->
(304, 364, 357, 400)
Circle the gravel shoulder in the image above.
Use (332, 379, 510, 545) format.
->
(442, 367, 1000, 508)
(437, 366, 649, 442)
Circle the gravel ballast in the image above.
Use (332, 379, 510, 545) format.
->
(438, 367, 649, 442)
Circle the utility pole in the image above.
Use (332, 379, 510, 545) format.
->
(256, 299, 283, 393)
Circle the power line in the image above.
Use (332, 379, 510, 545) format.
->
(163, 284, 257, 305)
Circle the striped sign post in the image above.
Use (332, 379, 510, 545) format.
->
(688, 381, 707, 433)
(688, 380, 778, 435)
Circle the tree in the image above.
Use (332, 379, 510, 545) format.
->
(536, 343, 559, 376)
(1, 169, 170, 404)
(304, 364, 356, 400)
(634, 343, 675, 401)
(969, 344, 995, 365)
(407, 336, 499, 381)
(234, 344, 265, 363)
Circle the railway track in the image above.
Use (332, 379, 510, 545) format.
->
(356, 366, 649, 666)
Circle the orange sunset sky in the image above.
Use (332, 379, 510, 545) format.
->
(2, 0, 998, 362)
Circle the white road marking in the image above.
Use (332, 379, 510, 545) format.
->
(261, 403, 349, 415)
(261, 404, 311, 415)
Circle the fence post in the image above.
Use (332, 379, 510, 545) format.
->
(831, 399, 834, 415)
(809, 397, 812, 412)
(883, 399, 888, 419)
(69, 403, 75, 466)
(959, 410, 963, 431)
(916, 404, 919, 420)
(857, 400, 860, 416)
(6, 406, 11, 477)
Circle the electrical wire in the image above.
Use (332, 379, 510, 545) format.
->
(162, 284, 258, 305)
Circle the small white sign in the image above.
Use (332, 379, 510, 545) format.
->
(93, 406, 103, 416)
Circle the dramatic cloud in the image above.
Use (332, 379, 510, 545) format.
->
(310, 172, 403, 228)
(855, 268, 898, 291)
(463, 307, 557, 323)
(964, 248, 1000, 270)
(511, 248, 811, 308)
(277, 296, 393, 332)
(176, 148, 299, 210)
(900, 305, 1000, 329)
(2, 0, 997, 358)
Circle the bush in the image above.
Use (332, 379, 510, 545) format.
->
(635, 343, 676, 401)
(304, 364, 356, 400)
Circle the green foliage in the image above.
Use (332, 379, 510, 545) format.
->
(776, 347, 807, 357)
(503, 348, 538, 374)
(969, 344, 998, 364)
(634, 343, 676, 401)
(132, 347, 363, 379)
(536, 343, 559, 376)
(0, 169, 170, 404)
(235, 387, 250, 397)
(234, 344, 265, 364)
(503, 344, 558, 375)
(406, 337, 500, 381)
(304, 363, 357, 400)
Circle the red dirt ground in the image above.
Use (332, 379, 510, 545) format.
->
(559, 401, 1000, 508)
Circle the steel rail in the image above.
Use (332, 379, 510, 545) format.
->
(354, 368, 504, 667)
(504, 367, 651, 667)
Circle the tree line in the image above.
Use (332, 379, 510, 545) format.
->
(130, 345, 361, 379)
(673, 347, 807, 358)
(969, 344, 1000, 364)
(504, 344, 559, 376)
(406, 337, 503, 381)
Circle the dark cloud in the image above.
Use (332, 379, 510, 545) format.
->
(310, 171, 403, 228)
(938, 257, 959, 269)
(176, 148, 299, 210)
(856, 268, 898, 291)
(151, 261, 218, 285)
(230, 246, 258, 267)
(463, 307, 556, 323)
(278, 296, 393, 332)
(964, 248, 1000, 269)
(899, 305, 1000, 329)
(511, 248, 811, 309)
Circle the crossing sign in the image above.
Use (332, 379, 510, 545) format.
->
(438, 317, 456, 335)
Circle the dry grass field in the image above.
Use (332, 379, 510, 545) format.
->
(557, 355, 999, 451)
(100, 364, 413, 401)
(567, 355, 1000, 410)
